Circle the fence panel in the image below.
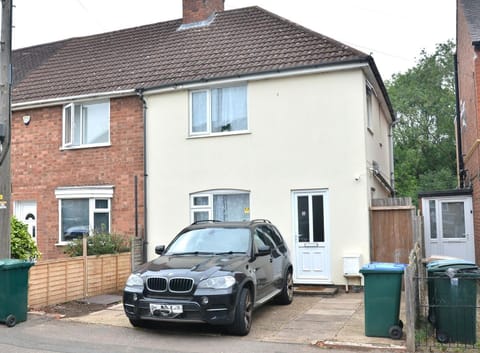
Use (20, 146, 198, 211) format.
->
(28, 253, 131, 308)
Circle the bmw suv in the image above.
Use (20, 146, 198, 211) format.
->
(123, 219, 293, 335)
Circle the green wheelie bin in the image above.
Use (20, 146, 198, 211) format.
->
(426, 259, 479, 344)
(0, 259, 34, 327)
(359, 262, 406, 339)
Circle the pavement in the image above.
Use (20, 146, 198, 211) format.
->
(57, 288, 407, 352)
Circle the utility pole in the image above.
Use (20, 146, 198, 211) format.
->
(0, 0, 12, 258)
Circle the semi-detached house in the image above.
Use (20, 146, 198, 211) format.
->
(11, 0, 395, 285)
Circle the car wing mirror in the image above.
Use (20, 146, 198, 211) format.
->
(155, 245, 165, 255)
(256, 245, 271, 256)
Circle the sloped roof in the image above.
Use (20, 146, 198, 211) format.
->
(12, 6, 374, 105)
(461, 0, 480, 44)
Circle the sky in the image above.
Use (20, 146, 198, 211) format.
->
(11, 0, 456, 80)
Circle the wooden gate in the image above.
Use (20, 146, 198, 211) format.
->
(370, 198, 421, 264)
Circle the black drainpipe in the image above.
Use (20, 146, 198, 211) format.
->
(137, 89, 148, 263)
(454, 53, 465, 188)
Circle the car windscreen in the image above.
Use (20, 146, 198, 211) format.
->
(165, 227, 250, 255)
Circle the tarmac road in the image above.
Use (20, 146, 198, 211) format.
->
(0, 313, 324, 353)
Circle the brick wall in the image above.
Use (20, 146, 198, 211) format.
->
(457, 0, 480, 264)
(182, 0, 224, 24)
(11, 96, 144, 259)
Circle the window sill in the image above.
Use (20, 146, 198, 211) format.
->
(60, 142, 111, 151)
(55, 242, 70, 247)
(187, 131, 251, 139)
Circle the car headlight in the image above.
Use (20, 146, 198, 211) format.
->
(198, 275, 236, 289)
(126, 273, 144, 288)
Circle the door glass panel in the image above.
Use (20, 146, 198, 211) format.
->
(441, 202, 465, 239)
(312, 195, 325, 242)
(429, 200, 437, 239)
(297, 196, 309, 242)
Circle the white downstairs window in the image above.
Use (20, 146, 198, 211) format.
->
(55, 186, 113, 243)
(190, 190, 250, 222)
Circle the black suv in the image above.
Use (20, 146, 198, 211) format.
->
(123, 219, 293, 335)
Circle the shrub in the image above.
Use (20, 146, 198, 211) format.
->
(64, 231, 130, 257)
(10, 216, 41, 260)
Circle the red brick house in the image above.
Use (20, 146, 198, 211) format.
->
(456, 0, 480, 264)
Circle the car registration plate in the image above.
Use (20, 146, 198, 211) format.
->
(150, 303, 183, 315)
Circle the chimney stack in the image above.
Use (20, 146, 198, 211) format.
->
(182, 0, 224, 24)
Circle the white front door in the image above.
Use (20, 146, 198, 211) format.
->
(14, 200, 37, 243)
(423, 196, 475, 263)
(292, 190, 330, 283)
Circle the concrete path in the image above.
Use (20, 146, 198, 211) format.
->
(65, 291, 407, 351)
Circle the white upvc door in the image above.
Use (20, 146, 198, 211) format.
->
(292, 190, 330, 284)
(423, 196, 475, 263)
(14, 200, 37, 243)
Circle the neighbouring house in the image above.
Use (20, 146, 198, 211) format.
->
(453, 0, 480, 264)
(11, 0, 395, 286)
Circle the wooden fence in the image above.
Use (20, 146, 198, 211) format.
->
(28, 252, 131, 308)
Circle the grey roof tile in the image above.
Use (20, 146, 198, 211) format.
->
(461, 0, 480, 43)
(12, 6, 370, 104)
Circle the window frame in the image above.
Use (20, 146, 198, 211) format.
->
(189, 190, 250, 222)
(62, 100, 111, 149)
(189, 85, 248, 137)
(55, 186, 114, 244)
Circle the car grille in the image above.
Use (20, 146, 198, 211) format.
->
(146, 276, 194, 293)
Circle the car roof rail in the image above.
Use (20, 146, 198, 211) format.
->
(191, 219, 222, 225)
(250, 219, 271, 225)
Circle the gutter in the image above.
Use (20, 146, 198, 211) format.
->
(136, 88, 148, 263)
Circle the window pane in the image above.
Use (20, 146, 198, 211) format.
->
(297, 196, 309, 242)
(211, 86, 247, 133)
(83, 102, 109, 144)
(213, 193, 249, 221)
(64, 105, 72, 145)
(73, 104, 82, 145)
(442, 202, 465, 239)
(95, 199, 108, 209)
(429, 200, 437, 239)
(193, 196, 209, 206)
(193, 211, 209, 222)
(94, 212, 109, 233)
(312, 195, 325, 242)
(192, 91, 207, 133)
(62, 199, 89, 241)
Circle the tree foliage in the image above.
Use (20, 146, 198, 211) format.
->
(386, 40, 457, 200)
(10, 216, 41, 260)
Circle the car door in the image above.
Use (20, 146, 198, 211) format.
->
(252, 228, 274, 301)
(259, 225, 284, 289)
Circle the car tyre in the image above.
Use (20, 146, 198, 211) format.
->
(129, 318, 153, 328)
(275, 269, 293, 305)
(228, 287, 252, 336)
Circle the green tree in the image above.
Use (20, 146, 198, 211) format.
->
(386, 40, 457, 200)
(10, 216, 41, 260)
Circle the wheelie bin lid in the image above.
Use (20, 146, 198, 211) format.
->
(426, 259, 477, 272)
(359, 262, 406, 274)
(0, 259, 34, 270)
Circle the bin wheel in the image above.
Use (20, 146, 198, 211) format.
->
(436, 330, 449, 344)
(389, 325, 403, 340)
(398, 319, 404, 329)
(5, 315, 16, 327)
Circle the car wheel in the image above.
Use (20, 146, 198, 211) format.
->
(228, 287, 252, 336)
(275, 269, 293, 305)
(129, 318, 152, 328)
